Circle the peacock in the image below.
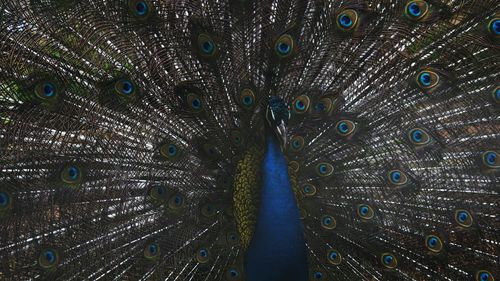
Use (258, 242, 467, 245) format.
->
(0, 0, 499, 280)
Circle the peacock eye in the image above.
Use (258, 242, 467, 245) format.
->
(404, 0, 429, 21)
(230, 130, 244, 147)
(160, 143, 181, 161)
(321, 215, 336, 230)
(416, 70, 440, 90)
(316, 162, 333, 177)
(425, 234, 443, 253)
(314, 97, 334, 114)
(301, 183, 316, 196)
(380, 253, 397, 269)
(128, 0, 152, 18)
(115, 79, 136, 96)
(144, 242, 160, 260)
(476, 270, 494, 281)
(168, 193, 185, 210)
(313, 271, 324, 280)
(290, 135, 305, 152)
(38, 248, 60, 269)
(488, 18, 500, 36)
(148, 185, 167, 202)
(238, 88, 255, 109)
(335, 119, 356, 137)
(227, 268, 240, 279)
(482, 151, 499, 169)
(337, 9, 359, 31)
(35, 81, 57, 99)
(387, 170, 408, 186)
(0, 191, 11, 210)
(197, 34, 217, 56)
(492, 86, 500, 104)
(408, 128, 431, 146)
(291, 95, 310, 114)
(326, 249, 342, 265)
(201, 203, 216, 217)
(274, 34, 295, 58)
(454, 209, 473, 227)
(196, 248, 210, 263)
(61, 164, 82, 185)
(187, 93, 203, 112)
(226, 231, 240, 246)
(357, 204, 374, 220)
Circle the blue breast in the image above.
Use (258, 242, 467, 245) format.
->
(244, 136, 308, 281)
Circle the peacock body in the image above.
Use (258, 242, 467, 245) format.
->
(0, 0, 499, 280)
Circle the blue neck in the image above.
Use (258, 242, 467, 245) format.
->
(244, 136, 308, 281)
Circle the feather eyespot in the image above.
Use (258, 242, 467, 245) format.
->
(488, 18, 500, 37)
(186, 93, 203, 112)
(482, 151, 499, 169)
(321, 215, 337, 230)
(197, 33, 218, 58)
(476, 270, 494, 281)
(301, 184, 316, 196)
(327, 249, 342, 265)
(416, 70, 439, 91)
(425, 234, 443, 253)
(387, 170, 408, 186)
(274, 34, 296, 59)
(404, 1, 429, 21)
(0, 191, 12, 212)
(380, 253, 397, 269)
(60, 164, 82, 185)
(201, 203, 216, 217)
(38, 248, 60, 270)
(408, 128, 431, 146)
(226, 232, 240, 246)
(337, 9, 359, 31)
(312, 271, 324, 280)
(226, 267, 241, 280)
(148, 185, 167, 203)
(238, 88, 256, 109)
(230, 130, 244, 147)
(144, 242, 160, 260)
(292, 95, 310, 114)
(492, 86, 500, 104)
(114, 79, 136, 97)
(316, 163, 333, 177)
(168, 193, 185, 210)
(160, 143, 181, 161)
(290, 136, 305, 152)
(335, 120, 356, 137)
(454, 209, 473, 228)
(357, 204, 374, 220)
(314, 97, 335, 114)
(196, 247, 210, 263)
(35, 81, 57, 99)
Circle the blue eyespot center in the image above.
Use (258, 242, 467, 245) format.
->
(319, 164, 327, 174)
(68, 166, 79, 180)
(314, 102, 326, 112)
(485, 152, 497, 165)
(323, 217, 332, 225)
(490, 19, 500, 35)
(136, 1, 148, 15)
(149, 244, 158, 254)
(192, 98, 201, 109)
(202, 40, 214, 54)
(277, 42, 291, 55)
(295, 100, 305, 111)
(174, 195, 182, 205)
(314, 271, 323, 279)
(338, 121, 349, 133)
(43, 83, 55, 97)
(408, 3, 422, 17)
(390, 171, 401, 182)
(412, 130, 423, 142)
(383, 255, 393, 264)
(0, 192, 9, 207)
(360, 206, 369, 215)
(329, 251, 338, 260)
(458, 211, 468, 223)
(419, 72, 432, 86)
(495, 88, 500, 100)
(199, 249, 207, 257)
(243, 96, 253, 105)
(156, 186, 165, 195)
(229, 269, 238, 277)
(480, 272, 489, 281)
(44, 250, 56, 263)
(303, 185, 310, 193)
(339, 14, 353, 28)
(122, 81, 133, 95)
(167, 145, 177, 156)
(428, 237, 437, 246)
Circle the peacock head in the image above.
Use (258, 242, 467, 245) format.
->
(265, 96, 290, 150)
